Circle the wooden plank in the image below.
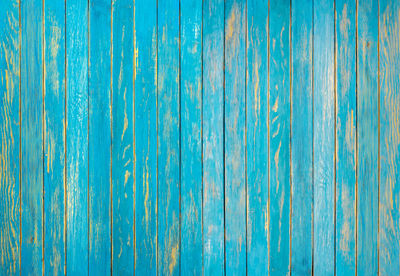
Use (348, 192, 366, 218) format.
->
(269, 0, 291, 274)
(313, 0, 335, 274)
(202, 0, 224, 274)
(134, 0, 158, 274)
(357, 0, 379, 274)
(44, 0, 66, 275)
(335, 0, 357, 274)
(0, 0, 20, 274)
(21, 0, 43, 274)
(88, 0, 111, 274)
(66, 0, 89, 273)
(379, 0, 400, 274)
(224, 0, 246, 274)
(180, 0, 202, 274)
(157, 0, 180, 274)
(246, 0, 268, 274)
(290, 0, 313, 274)
(112, 0, 134, 274)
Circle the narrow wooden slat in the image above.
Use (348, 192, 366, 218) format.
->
(224, 0, 246, 274)
(88, 0, 111, 274)
(202, 0, 224, 274)
(335, 0, 357, 274)
(112, 0, 134, 274)
(313, 0, 335, 274)
(21, 0, 43, 274)
(357, 0, 379, 274)
(269, 0, 291, 274)
(0, 0, 20, 274)
(44, 0, 66, 274)
(66, 0, 89, 273)
(134, 0, 158, 274)
(246, 0, 269, 274)
(180, 0, 202, 274)
(157, 0, 180, 274)
(290, 0, 313, 274)
(379, 0, 400, 274)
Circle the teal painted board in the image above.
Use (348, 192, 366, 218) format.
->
(202, 0, 225, 274)
(180, 0, 202, 274)
(44, 0, 66, 275)
(224, 0, 246, 274)
(335, 0, 357, 274)
(357, 0, 379, 274)
(21, 0, 43, 274)
(313, 0, 335, 274)
(88, 0, 111, 274)
(246, 0, 269, 274)
(66, 0, 89, 274)
(112, 0, 134, 274)
(269, 0, 291, 274)
(134, 0, 158, 274)
(157, 0, 180, 274)
(290, 0, 313, 274)
(0, 0, 20, 274)
(379, 0, 400, 274)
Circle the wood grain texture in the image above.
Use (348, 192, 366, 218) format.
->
(134, 0, 158, 274)
(66, 0, 89, 274)
(180, 0, 202, 274)
(21, 0, 43, 274)
(290, 0, 313, 274)
(0, 0, 20, 274)
(246, 0, 269, 274)
(111, 0, 134, 274)
(379, 0, 400, 274)
(44, 1, 65, 275)
(202, 0, 225, 274)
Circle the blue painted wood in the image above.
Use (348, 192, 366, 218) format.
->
(313, 0, 335, 274)
(134, 0, 158, 274)
(112, 0, 134, 274)
(180, 0, 202, 274)
(0, 0, 20, 274)
(379, 0, 400, 274)
(290, 0, 313, 274)
(224, 0, 246, 274)
(21, 0, 43, 274)
(202, 0, 225, 274)
(157, 0, 180, 274)
(269, 0, 291, 274)
(246, 0, 269, 274)
(335, 0, 357, 274)
(66, 0, 89, 274)
(44, 0, 66, 275)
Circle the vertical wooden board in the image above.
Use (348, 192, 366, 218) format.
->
(313, 0, 335, 274)
(202, 0, 224, 274)
(357, 0, 379, 274)
(246, 0, 268, 274)
(224, 0, 246, 274)
(21, 0, 43, 274)
(157, 0, 180, 274)
(88, 0, 111, 274)
(134, 0, 158, 274)
(379, 0, 400, 274)
(335, 0, 356, 274)
(0, 0, 20, 274)
(180, 0, 202, 274)
(66, 0, 89, 274)
(112, 0, 134, 274)
(269, 0, 291, 274)
(44, 0, 66, 275)
(290, 0, 313, 274)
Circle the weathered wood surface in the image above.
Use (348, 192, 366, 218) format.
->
(0, 0, 399, 275)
